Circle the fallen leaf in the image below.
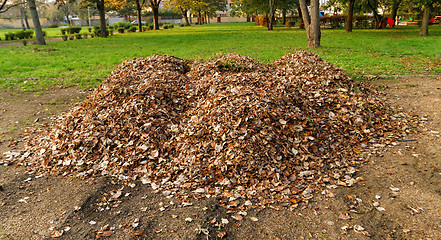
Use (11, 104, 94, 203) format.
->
(101, 230, 113, 237)
(132, 230, 144, 236)
(250, 217, 259, 222)
(217, 231, 226, 238)
(50, 230, 63, 238)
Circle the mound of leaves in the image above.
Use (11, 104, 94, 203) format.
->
(17, 51, 415, 207)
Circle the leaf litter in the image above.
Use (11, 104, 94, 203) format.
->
(11, 51, 421, 209)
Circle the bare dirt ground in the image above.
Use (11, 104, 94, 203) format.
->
(0, 76, 440, 240)
(0, 38, 63, 48)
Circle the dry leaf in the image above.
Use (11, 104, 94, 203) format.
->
(17, 52, 418, 210)
(50, 230, 63, 238)
(250, 217, 259, 222)
(132, 230, 144, 236)
(217, 231, 226, 238)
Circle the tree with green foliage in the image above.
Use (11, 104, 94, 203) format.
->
(278, 0, 299, 25)
(107, 0, 145, 32)
(56, 0, 107, 37)
(417, 0, 440, 36)
(389, 0, 402, 23)
(234, 0, 298, 30)
(365, 0, 387, 29)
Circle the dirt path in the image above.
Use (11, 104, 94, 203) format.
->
(0, 77, 440, 239)
(0, 37, 63, 47)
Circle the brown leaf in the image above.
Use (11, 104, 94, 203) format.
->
(133, 230, 144, 236)
(232, 215, 243, 221)
(217, 231, 226, 238)
(101, 230, 113, 237)
(50, 230, 63, 238)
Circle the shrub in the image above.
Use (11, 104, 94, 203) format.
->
(180, 24, 185, 27)
(68, 35, 74, 40)
(114, 22, 132, 29)
(42, 31, 47, 37)
(142, 26, 147, 31)
(60, 28, 66, 35)
(22, 40, 27, 46)
(147, 24, 154, 30)
(15, 30, 33, 39)
(75, 34, 82, 39)
(128, 26, 136, 32)
(286, 21, 295, 28)
(255, 15, 268, 26)
(163, 24, 173, 29)
(93, 26, 100, 32)
(16, 31, 26, 39)
(67, 26, 74, 34)
(62, 35, 68, 41)
(117, 27, 125, 33)
(94, 28, 101, 36)
(88, 27, 92, 32)
(67, 26, 81, 34)
(25, 30, 34, 38)
(83, 33, 88, 39)
(6, 33, 16, 40)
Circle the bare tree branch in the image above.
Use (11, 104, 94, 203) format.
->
(0, 0, 25, 14)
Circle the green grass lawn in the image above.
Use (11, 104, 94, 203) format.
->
(0, 23, 440, 90)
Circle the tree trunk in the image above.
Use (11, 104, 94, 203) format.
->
(419, 5, 431, 36)
(24, 10, 30, 29)
(198, 11, 202, 25)
(63, 3, 70, 25)
(20, 7, 26, 30)
(136, 0, 142, 32)
(282, 9, 286, 25)
(299, 0, 321, 48)
(366, 0, 383, 29)
(390, 0, 402, 25)
(180, 7, 190, 26)
(189, 11, 192, 24)
(268, 0, 275, 30)
(297, 6, 304, 29)
(153, 6, 159, 29)
(28, 0, 45, 45)
(96, 0, 107, 37)
(345, 0, 355, 32)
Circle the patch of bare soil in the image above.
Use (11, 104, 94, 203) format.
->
(0, 38, 63, 48)
(1, 76, 441, 240)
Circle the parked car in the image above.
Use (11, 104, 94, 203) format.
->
(131, 20, 145, 25)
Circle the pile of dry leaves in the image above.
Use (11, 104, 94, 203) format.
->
(16, 51, 417, 207)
